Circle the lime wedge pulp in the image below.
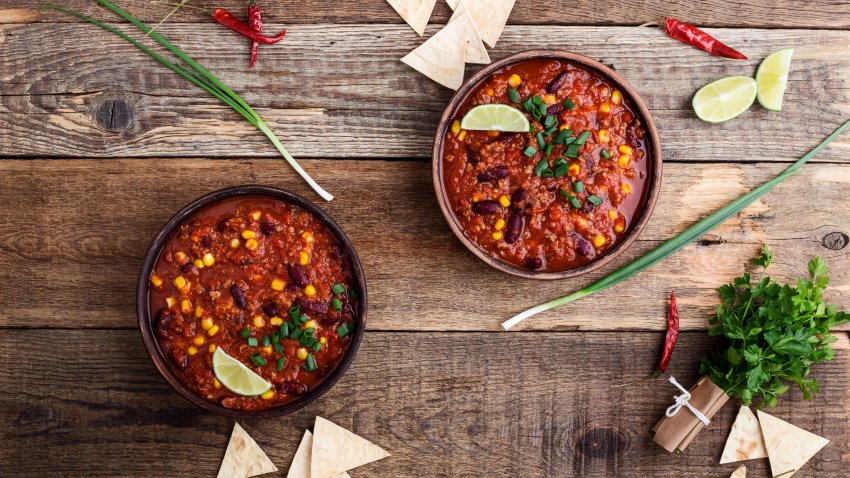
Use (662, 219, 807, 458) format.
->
(212, 347, 272, 396)
(692, 76, 758, 124)
(460, 104, 531, 132)
(756, 48, 794, 111)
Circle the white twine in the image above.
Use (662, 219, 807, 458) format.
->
(664, 376, 711, 426)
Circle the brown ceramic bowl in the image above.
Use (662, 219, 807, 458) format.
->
(432, 50, 662, 279)
(136, 185, 367, 419)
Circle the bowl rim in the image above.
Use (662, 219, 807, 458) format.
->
(431, 49, 663, 280)
(136, 185, 368, 419)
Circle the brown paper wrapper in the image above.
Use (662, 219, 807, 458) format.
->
(652, 376, 730, 453)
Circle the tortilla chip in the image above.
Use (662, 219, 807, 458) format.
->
(217, 423, 278, 478)
(720, 406, 768, 464)
(449, 0, 490, 64)
(401, 14, 468, 90)
(287, 430, 350, 478)
(448, 0, 516, 47)
(386, 0, 437, 36)
(757, 411, 829, 478)
(310, 416, 390, 478)
(729, 465, 747, 478)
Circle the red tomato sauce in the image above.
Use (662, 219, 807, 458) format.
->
(442, 59, 651, 272)
(148, 196, 359, 411)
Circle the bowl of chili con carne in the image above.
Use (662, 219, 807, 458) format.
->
(433, 50, 662, 279)
(137, 185, 367, 418)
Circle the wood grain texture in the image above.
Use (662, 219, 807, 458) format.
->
(1, 24, 848, 159)
(3, 1, 850, 28)
(0, 330, 847, 477)
(1, 159, 848, 331)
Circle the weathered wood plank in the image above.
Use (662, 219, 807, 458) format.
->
(4, 1, 850, 29)
(1, 159, 848, 331)
(0, 330, 847, 477)
(1, 24, 848, 159)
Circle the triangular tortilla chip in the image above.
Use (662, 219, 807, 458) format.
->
(401, 14, 468, 90)
(287, 430, 350, 478)
(757, 410, 829, 478)
(449, 0, 490, 64)
(310, 416, 390, 478)
(387, 0, 437, 36)
(217, 422, 278, 478)
(730, 465, 746, 478)
(720, 406, 768, 464)
(448, 0, 516, 47)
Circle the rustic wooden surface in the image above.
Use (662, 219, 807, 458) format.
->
(1, 1, 849, 477)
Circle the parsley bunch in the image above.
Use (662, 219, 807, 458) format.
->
(699, 245, 849, 407)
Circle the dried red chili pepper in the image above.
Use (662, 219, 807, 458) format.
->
(247, 1, 262, 69)
(657, 290, 680, 373)
(212, 8, 285, 45)
(664, 18, 747, 60)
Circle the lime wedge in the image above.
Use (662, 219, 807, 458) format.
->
(460, 104, 530, 132)
(756, 48, 794, 111)
(212, 347, 271, 396)
(692, 76, 758, 123)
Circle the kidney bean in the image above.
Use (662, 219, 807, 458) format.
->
(583, 203, 596, 213)
(525, 257, 543, 270)
(511, 188, 527, 204)
(547, 104, 563, 115)
(546, 71, 569, 93)
(472, 200, 500, 215)
(466, 146, 481, 165)
(181, 263, 198, 275)
(278, 381, 308, 395)
(295, 298, 329, 315)
(260, 220, 276, 235)
(504, 214, 523, 244)
(285, 283, 301, 292)
(317, 314, 340, 327)
(477, 166, 509, 182)
(200, 235, 213, 247)
(230, 284, 247, 309)
(576, 236, 593, 257)
(287, 264, 310, 287)
(262, 302, 279, 318)
(170, 346, 188, 370)
(330, 243, 343, 261)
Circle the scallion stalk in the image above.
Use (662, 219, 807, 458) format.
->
(502, 119, 850, 330)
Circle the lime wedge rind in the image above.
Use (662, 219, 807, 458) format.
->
(756, 48, 794, 112)
(212, 347, 272, 397)
(692, 76, 758, 124)
(460, 104, 530, 132)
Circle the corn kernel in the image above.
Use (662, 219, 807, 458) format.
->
(193, 259, 204, 269)
(485, 86, 495, 96)
(621, 183, 632, 194)
(299, 251, 310, 265)
(304, 284, 317, 296)
(262, 345, 272, 355)
(173, 275, 187, 289)
(599, 102, 611, 114)
(193, 335, 205, 346)
(499, 195, 511, 207)
(559, 124, 570, 131)
(253, 315, 265, 328)
(230, 238, 241, 248)
(271, 278, 285, 291)
(618, 144, 633, 155)
(297, 348, 308, 360)
(250, 210, 262, 221)
(304, 320, 318, 330)
(487, 130, 500, 137)
(577, 217, 588, 227)
(320, 337, 327, 344)
(598, 129, 609, 143)
(245, 238, 259, 251)
(149, 275, 163, 288)
(241, 230, 257, 239)
(593, 235, 606, 248)
(180, 299, 192, 314)
(568, 163, 581, 176)
(174, 251, 188, 264)
(608, 210, 618, 220)
(201, 318, 213, 331)
(618, 154, 631, 169)
(187, 346, 198, 356)
(614, 223, 625, 233)
(508, 73, 522, 87)
(451, 120, 461, 135)
(165, 296, 176, 308)
(270, 316, 283, 326)
(457, 130, 467, 141)
(301, 231, 314, 243)
(543, 94, 557, 105)
(213, 377, 221, 389)
(471, 192, 482, 202)
(202, 253, 215, 267)
(261, 390, 274, 400)
(611, 89, 623, 105)
(494, 219, 506, 231)
(492, 231, 504, 240)
(194, 305, 204, 318)
(207, 325, 220, 336)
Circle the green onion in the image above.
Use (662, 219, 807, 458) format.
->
(553, 129, 573, 144)
(276, 357, 286, 371)
(331, 284, 346, 295)
(587, 195, 603, 206)
(240, 327, 251, 339)
(531, 95, 543, 105)
(544, 143, 554, 157)
(508, 88, 520, 103)
(523, 146, 538, 157)
(262, 335, 271, 347)
(298, 314, 309, 324)
(273, 342, 284, 353)
(543, 126, 558, 136)
(289, 327, 303, 340)
(249, 354, 266, 367)
(533, 158, 550, 176)
(554, 163, 569, 178)
(575, 131, 591, 145)
(601, 150, 611, 159)
(247, 337, 258, 347)
(44, 1, 332, 201)
(312, 341, 322, 352)
(563, 136, 577, 146)
(573, 181, 584, 193)
(272, 332, 280, 343)
(521, 98, 534, 113)
(565, 144, 580, 158)
(288, 305, 300, 320)
(304, 353, 317, 372)
(332, 298, 343, 312)
(543, 115, 557, 129)
(281, 322, 290, 337)
(337, 323, 351, 338)
(536, 132, 546, 150)
(501, 119, 850, 330)
(563, 98, 576, 110)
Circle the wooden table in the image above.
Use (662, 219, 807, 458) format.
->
(1, 1, 849, 476)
